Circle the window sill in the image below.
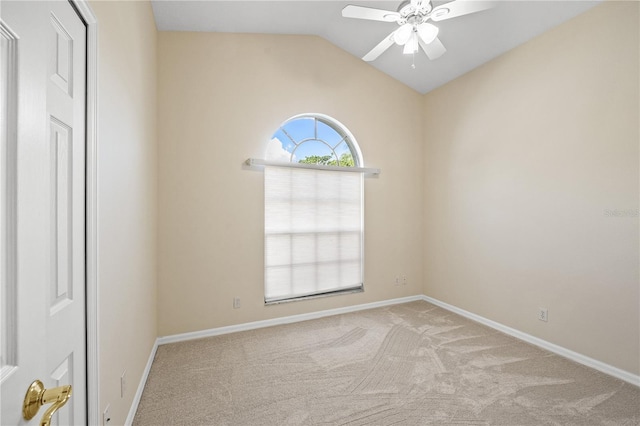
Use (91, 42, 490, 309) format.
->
(265, 286, 364, 306)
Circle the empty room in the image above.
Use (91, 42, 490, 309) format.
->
(1, 0, 638, 425)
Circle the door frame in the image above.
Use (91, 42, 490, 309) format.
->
(68, 1, 99, 424)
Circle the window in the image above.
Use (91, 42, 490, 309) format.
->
(263, 114, 365, 303)
(266, 114, 362, 167)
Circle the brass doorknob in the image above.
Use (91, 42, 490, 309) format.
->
(22, 380, 72, 426)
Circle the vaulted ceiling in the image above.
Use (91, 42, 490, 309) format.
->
(151, 1, 601, 94)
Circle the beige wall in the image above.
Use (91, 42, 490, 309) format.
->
(157, 32, 424, 336)
(91, 1, 158, 424)
(423, 1, 639, 374)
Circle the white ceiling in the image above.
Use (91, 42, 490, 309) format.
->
(151, 0, 601, 94)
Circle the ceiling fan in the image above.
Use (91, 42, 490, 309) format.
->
(342, 0, 496, 62)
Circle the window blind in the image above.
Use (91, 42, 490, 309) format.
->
(264, 165, 363, 303)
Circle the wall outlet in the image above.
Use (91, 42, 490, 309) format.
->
(233, 297, 241, 309)
(120, 370, 126, 398)
(538, 308, 548, 322)
(103, 404, 111, 426)
(401, 275, 407, 286)
(394, 276, 400, 286)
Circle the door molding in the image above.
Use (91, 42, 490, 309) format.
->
(69, 1, 99, 425)
(0, 18, 19, 384)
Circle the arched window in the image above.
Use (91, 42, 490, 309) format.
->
(263, 114, 366, 304)
(266, 114, 363, 168)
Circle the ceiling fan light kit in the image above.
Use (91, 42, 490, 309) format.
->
(403, 33, 419, 54)
(342, 0, 496, 63)
(417, 23, 439, 45)
(394, 23, 413, 45)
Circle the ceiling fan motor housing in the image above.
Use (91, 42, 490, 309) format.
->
(398, 0, 432, 18)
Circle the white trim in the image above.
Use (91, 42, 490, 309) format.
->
(0, 19, 18, 383)
(125, 340, 158, 426)
(70, 1, 100, 425)
(246, 158, 381, 175)
(158, 295, 422, 345)
(420, 295, 640, 387)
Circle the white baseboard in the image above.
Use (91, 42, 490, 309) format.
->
(125, 339, 159, 426)
(157, 295, 423, 345)
(421, 295, 640, 387)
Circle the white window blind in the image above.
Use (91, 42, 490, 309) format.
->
(264, 165, 363, 303)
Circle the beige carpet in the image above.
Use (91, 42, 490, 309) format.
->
(133, 301, 640, 425)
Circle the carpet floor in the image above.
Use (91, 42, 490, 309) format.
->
(133, 301, 639, 425)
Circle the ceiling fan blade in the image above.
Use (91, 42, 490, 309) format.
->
(430, 1, 496, 22)
(362, 32, 396, 61)
(342, 5, 401, 22)
(418, 36, 446, 60)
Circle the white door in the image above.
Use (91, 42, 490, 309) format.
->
(1, 1, 87, 424)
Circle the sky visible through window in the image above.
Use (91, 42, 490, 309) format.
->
(266, 116, 355, 167)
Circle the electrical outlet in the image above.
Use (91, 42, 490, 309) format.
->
(538, 308, 548, 322)
(394, 276, 400, 286)
(233, 297, 241, 309)
(103, 404, 111, 426)
(402, 275, 407, 285)
(120, 370, 126, 398)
